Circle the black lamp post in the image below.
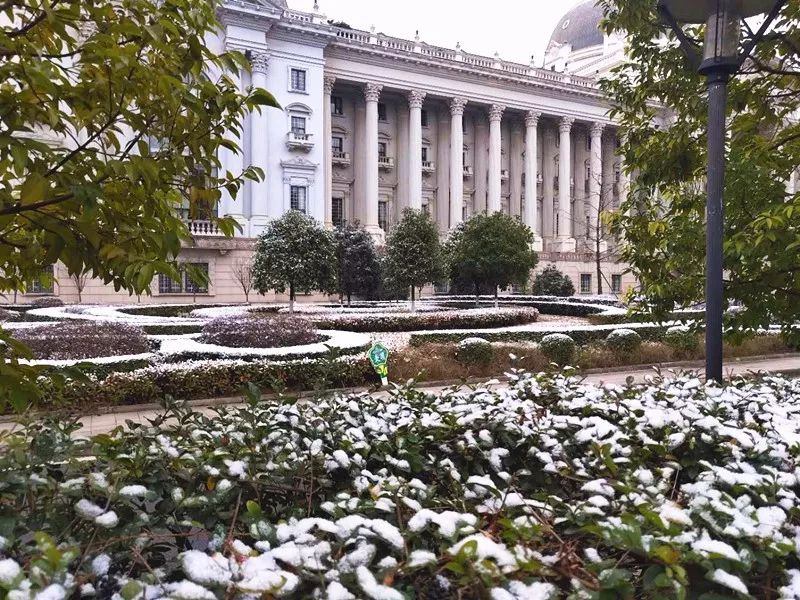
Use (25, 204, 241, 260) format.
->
(656, 0, 785, 382)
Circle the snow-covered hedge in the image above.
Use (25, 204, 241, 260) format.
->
(539, 333, 576, 365)
(310, 307, 540, 332)
(605, 328, 643, 354)
(3, 372, 800, 598)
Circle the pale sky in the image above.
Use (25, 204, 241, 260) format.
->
(286, 0, 587, 66)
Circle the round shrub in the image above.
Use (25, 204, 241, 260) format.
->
(455, 337, 494, 365)
(606, 328, 642, 355)
(29, 296, 64, 308)
(539, 333, 576, 365)
(532, 264, 575, 296)
(663, 326, 700, 355)
(13, 320, 149, 360)
(201, 314, 319, 349)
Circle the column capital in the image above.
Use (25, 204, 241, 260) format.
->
(323, 75, 336, 94)
(407, 90, 426, 109)
(450, 97, 468, 116)
(250, 52, 270, 75)
(559, 116, 574, 134)
(488, 104, 505, 123)
(590, 122, 605, 138)
(364, 82, 383, 103)
(524, 110, 541, 128)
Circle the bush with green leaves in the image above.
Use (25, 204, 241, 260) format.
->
(2, 373, 800, 598)
(0, 308, 19, 322)
(531, 265, 575, 297)
(663, 325, 700, 356)
(605, 328, 642, 355)
(12, 321, 149, 360)
(29, 297, 64, 308)
(539, 333, 576, 365)
(454, 337, 493, 365)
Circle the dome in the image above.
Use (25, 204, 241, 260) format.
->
(547, 1, 605, 54)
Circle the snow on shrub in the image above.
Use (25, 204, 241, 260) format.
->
(201, 314, 318, 349)
(309, 307, 539, 332)
(29, 296, 64, 308)
(605, 328, 642, 354)
(2, 373, 800, 598)
(12, 320, 149, 360)
(539, 333, 576, 365)
(455, 336, 493, 365)
(0, 308, 19, 322)
(664, 325, 700, 355)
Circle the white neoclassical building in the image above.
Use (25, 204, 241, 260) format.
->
(20, 0, 638, 305)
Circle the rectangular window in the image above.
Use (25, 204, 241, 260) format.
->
(420, 109, 428, 127)
(612, 274, 622, 294)
(378, 142, 387, 160)
(377, 102, 387, 122)
(331, 136, 343, 153)
(422, 202, 430, 215)
(184, 263, 209, 294)
(158, 273, 183, 294)
(290, 185, 307, 213)
(290, 68, 306, 92)
(378, 200, 388, 231)
(28, 264, 54, 294)
(291, 116, 306, 136)
(331, 95, 343, 115)
(580, 274, 592, 294)
(332, 197, 344, 228)
(585, 136, 591, 152)
(421, 147, 429, 162)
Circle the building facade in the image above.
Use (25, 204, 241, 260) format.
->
(16, 0, 637, 305)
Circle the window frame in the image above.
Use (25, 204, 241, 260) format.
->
(331, 95, 343, 115)
(378, 142, 387, 160)
(332, 196, 345, 228)
(420, 109, 428, 127)
(183, 263, 209, 295)
(290, 115, 307, 136)
(378, 200, 388, 231)
(377, 102, 387, 122)
(289, 67, 307, 93)
(27, 264, 55, 295)
(290, 185, 308, 213)
(580, 273, 592, 294)
(611, 274, 622, 294)
(331, 136, 344, 153)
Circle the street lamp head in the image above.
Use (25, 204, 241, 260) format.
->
(658, 0, 782, 75)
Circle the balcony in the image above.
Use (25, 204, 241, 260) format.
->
(185, 220, 224, 237)
(332, 150, 351, 166)
(286, 131, 314, 151)
(422, 160, 436, 173)
(378, 156, 395, 170)
(463, 165, 473, 178)
(500, 169, 509, 181)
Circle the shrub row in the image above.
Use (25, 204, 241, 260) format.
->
(311, 307, 539, 332)
(201, 314, 319, 348)
(116, 303, 236, 318)
(410, 323, 670, 346)
(433, 299, 608, 317)
(12, 321, 149, 360)
(34, 356, 375, 410)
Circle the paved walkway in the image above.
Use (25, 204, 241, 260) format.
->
(3, 355, 799, 438)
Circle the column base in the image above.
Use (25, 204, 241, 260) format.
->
(249, 216, 270, 238)
(364, 225, 386, 245)
(547, 237, 577, 253)
(531, 235, 544, 253)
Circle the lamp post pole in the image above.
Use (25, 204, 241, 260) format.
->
(704, 70, 729, 383)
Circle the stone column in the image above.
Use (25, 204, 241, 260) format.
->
(220, 61, 245, 226)
(248, 59, 269, 234)
(363, 83, 383, 238)
(449, 97, 467, 229)
(524, 111, 542, 249)
(323, 75, 336, 228)
(510, 123, 523, 218)
(436, 106, 451, 232)
(487, 104, 505, 213)
(474, 119, 488, 213)
(407, 90, 426, 211)
(589, 123, 607, 253)
(552, 116, 576, 251)
(542, 124, 555, 240)
(397, 100, 410, 213)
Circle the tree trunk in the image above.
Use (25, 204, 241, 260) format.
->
(475, 282, 480, 308)
(289, 283, 295, 313)
(347, 292, 352, 307)
(494, 286, 499, 310)
(410, 285, 416, 312)
(244, 290, 249, 303)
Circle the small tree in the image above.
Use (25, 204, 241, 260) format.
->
(232, 257, 254, 303)
(446, 212, 538, 308)
(252, 211, 336, 313)
(71, 269, 89, 304)
(532, 264, 575, 297)
(333, 222, 381, 305)
(383, 209, 444, 311)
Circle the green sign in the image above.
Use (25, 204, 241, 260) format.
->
(368, 342, 389, 386)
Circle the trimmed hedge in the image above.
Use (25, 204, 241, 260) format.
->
(433, 299, 608, 317)
(311, 308, 539, 332)
(201, 314, 319, 348)
(540, 333, 576, 365)
(117, 304, 237, 318)
(410, 323, 672, 346)
(142, 324, 203, 335)
(12, 321, 149, 360)
(29, 296, 64, 308)
(34, 357, 374, 411)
